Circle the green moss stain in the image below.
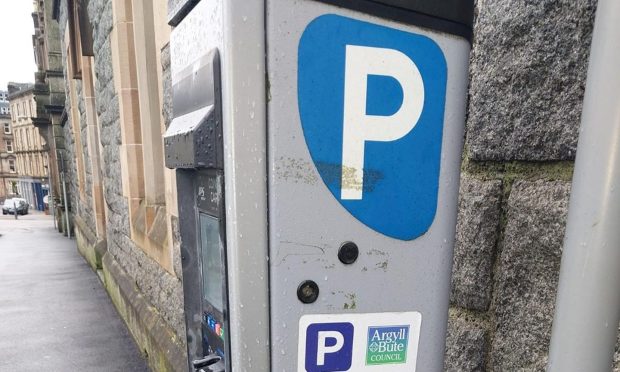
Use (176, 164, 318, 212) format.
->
(460, 154, 574, 244)
(343, 293, 357, 310)
(375, 261, 388, 272)
(462, 158, 574, 183)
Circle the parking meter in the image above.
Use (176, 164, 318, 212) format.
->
(166, 0, 473, 371)
(164, 49, 228, 372)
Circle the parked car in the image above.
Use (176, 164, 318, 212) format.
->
(2, 198, 29, 215)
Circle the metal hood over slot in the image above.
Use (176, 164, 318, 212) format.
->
(164, 49, 223, 170)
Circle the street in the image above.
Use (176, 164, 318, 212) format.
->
(0, 212, 149, 372)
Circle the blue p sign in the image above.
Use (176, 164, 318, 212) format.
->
(298, 15, 448, 240)
(305, 322, 354, 372)
(341, 45, 425, 200)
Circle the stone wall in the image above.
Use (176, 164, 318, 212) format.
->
(57, 0, 77, 231)
(58, 0, 85, 236)
(87, 0, 185, 342)
(444, 1, 608, 371)
(57, 0, 186, 369)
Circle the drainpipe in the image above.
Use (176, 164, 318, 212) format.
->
(46, 153, 56, 229)
(60, 152, 71, 239)
(547, 0, 620, 370)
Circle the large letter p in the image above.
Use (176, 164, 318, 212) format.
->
(316, 331, 345, 366)
(341, 45, 425, 200)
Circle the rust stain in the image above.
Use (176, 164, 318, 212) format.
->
(274, 157, 384, 192)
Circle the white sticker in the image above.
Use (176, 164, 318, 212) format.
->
(297, 312, 422, 372)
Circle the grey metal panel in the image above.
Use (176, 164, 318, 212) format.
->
(266, 2, 470, 371)
(547, 0, 620, 370)
(171, 2, 270, 370)
(220, 1, 271, 371)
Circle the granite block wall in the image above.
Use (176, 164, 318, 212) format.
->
(87, 0, 185, 342)
(444, 0, 609, 371)
(58, 0, 186, 357)
(76, 79, 96, 231)
(466, 0, 596, 161)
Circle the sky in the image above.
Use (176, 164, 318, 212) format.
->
(0, 0, 37, 91)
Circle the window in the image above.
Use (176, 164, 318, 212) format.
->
(67, 0, 94, 79)
(8, 159, 15, 173)
(3, 122, 9, 134)
(6, 140, 12, 153)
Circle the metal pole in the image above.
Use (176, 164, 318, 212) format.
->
(13, 200, 17, 220)
(60, 153, 71, 239)
(547, 0, 620, 370)
(46, 153, 55, 229)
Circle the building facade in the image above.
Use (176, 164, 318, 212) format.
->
(0, 112, 18, 202)
(32, 0, 67, 227)
(0, 90, 10, 115)
(42, 0, 619, 372)
(8, 83, 49, 211)
(51, 0, 185, 370)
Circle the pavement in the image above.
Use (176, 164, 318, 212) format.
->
(0, 212, 149, 372)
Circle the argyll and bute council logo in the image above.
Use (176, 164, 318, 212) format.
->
(366, 326, 410, 365)
(299, 314, 420, 372)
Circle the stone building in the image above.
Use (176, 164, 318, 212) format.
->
(32, 0, 67, 228)
(0, 112, 18, 201)
(51, 0, 185, 370)
(8, 83, 49, 211)
(43, 0, 615, 371)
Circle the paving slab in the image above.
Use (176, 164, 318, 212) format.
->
(0, 213, 149, 372)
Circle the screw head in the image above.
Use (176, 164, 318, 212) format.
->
(338, 241, 359, 265)
(297, 280, 319, 304)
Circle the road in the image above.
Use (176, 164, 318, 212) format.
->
(0, 212, 149, 372)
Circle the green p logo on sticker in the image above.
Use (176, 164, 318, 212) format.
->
(366, 325, 409, 365)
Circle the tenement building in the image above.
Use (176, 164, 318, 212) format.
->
(8, 83, 49, 211)
(32, 0, 67, 228)
(0, 112, 18, 201)
(42, 0, 617, 371)
(0, 90, 10, 115)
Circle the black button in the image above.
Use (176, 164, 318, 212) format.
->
(338, 241, 359, 265)
(297, 280, 319, 304)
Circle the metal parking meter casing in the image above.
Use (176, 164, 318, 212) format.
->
(267, 1, 473, 371)
(168, 1, 271, 371)
(167, 0, 472, 370)
(164, 44, 231, 370)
